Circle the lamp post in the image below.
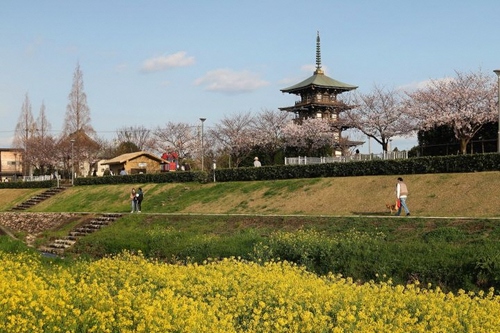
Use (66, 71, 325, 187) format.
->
(494, 70, 500, 153)
(70, 139, 75, 185)
(212, 159, 216, 182)
(200, 117, 206, 171)
(13, 153, 17, 181)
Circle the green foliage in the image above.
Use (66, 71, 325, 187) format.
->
(418, 123, 498, 156)
(250, 228, 500, 292)
(0, 236, 34, 253)
(5, 213, 500, 293)
(213, 153, 500, 182)
(114, 141, 140, 155)
(423, 227, 466, 243)
(75, 171, 209, 185)
(63, 153, 500, 186)
(70, 216, 264, 263)
(55, 214, 500, 293)
(0, 180, 55, 189)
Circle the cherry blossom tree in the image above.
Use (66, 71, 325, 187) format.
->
(210, 112, 255, 167)
(343, 85, 415, 152)
(251, 109, 292, 162)
(282, 118, 334, 156)
(404, 69, 497, 154)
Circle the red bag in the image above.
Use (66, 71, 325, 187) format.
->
(396, 199, 401, 209)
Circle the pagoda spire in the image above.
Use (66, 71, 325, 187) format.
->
(314, 31, 324, 75)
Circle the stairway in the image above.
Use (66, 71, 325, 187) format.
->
(10, 187, 66, 211)
(39, 213, 122, 255)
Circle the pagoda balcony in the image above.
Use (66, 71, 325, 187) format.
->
(294, 99, 343, 107)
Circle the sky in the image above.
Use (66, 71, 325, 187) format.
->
(1, 0, 499, 154)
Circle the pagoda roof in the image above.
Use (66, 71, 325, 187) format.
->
(281, 32, 357, 94)
(281, 72, 357, 94)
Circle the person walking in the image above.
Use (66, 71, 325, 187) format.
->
(395, 177, 410, 216)
(137, 188, 144, 213)
(130, 188, 138, 213)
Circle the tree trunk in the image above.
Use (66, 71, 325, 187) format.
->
(459, 138, 469, 154)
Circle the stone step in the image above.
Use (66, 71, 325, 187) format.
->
(53, 239, 76, 247)
(11, 187, 66, 211)
(39, 213, 123, 256)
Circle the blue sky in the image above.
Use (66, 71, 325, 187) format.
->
(1, 0, 499, 153)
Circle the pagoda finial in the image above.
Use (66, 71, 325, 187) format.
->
(314, 31, 324, 74)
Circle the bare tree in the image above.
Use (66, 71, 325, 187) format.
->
(404, 69, 497, 154)
(210, 112, 255, 167)
(115, 125, 155, 152)
(13, 93, 36, 175)
(63, 63, 95, 136)
(62, 63, 99, 176)
(29, 101, 57, 174)
(153, 122, 197, 159)
(344, 85, 415, 152)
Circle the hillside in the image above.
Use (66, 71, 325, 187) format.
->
(2, 171, 499, 217)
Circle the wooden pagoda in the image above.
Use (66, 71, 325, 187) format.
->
(279, 32, 360, 150)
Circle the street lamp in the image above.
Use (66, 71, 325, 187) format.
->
(200, 117, 206, 171)
(13, 153, 17, 181)
(70, 139, 75, 185)
(494, 70, 500, 153)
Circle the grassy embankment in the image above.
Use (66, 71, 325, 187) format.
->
(4, 171, 499, 217)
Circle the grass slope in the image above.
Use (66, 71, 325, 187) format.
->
(6, 171, 499, 217)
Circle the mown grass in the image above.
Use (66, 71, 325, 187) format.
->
(11, 171, 499, 217)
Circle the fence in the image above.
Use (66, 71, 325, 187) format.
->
(284, 151, 408, 165)
(21, 175, 55, 182)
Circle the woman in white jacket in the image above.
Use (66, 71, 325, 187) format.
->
(396, 177, 410, 216)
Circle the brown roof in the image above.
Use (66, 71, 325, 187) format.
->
(281, 72, 357, 94)
(101, 151, 165, 165)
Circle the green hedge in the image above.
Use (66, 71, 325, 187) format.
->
(77, 153, 499, 185)
(7, 153, 497, 188)
(75, 171, 209, 185)
(214, 153, 500, 182)
(0, 180, 55, 189)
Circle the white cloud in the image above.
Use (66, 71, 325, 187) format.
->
(194, 69, 269, 94)
(141, 51, 195, 72)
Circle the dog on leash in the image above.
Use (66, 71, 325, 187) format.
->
(386, 203, 397, 214)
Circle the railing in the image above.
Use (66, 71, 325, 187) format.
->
(22, 175, 56, 182)
(284, 151, 408, 165)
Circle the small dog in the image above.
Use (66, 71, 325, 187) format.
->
(386, 203, 397, 214)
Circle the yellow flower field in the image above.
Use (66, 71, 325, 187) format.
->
(1, 251, 500, 333)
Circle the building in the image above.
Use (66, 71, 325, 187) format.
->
(100, 151, 166, 175)
(279, 32, 362, 153)
(0, 149, 23, 182)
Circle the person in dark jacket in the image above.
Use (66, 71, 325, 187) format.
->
(137, 188, 144, 213)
